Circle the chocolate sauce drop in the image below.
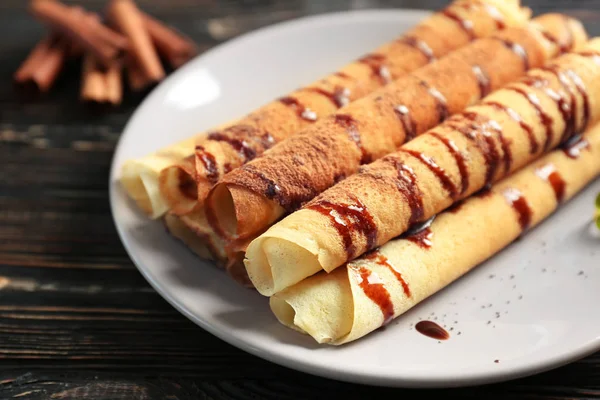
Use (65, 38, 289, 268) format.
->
(352, 266, 395, 325)
(335, 114, 371, 163)
(195, 145, 219, 184)
(502, 188, 533, 230)
(416, 320, 450, 340)
(430, 131, 469, 194)
(394, 105, 417, 141)
(279, 96, 318, 121)
(378, 156, 425, 225)
(399, 36, 436, 63)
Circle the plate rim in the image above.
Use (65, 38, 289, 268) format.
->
(109, 9, 600, 388)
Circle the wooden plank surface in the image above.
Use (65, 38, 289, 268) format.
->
(1, 1, 600, 399)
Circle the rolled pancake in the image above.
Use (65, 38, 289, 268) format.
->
(270, 124, 600, 344)
(206, 15, 586, 243)
(155, 0, 530, 218)
(245, 40, 600, 296)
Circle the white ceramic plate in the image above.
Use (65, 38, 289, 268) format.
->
(110, 9, 600, 388)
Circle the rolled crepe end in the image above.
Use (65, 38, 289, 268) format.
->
(531, 13, 588, 56)
(225, 252, 255, 288)
(164, 213, 213, 260)
(120, 161, 168, 218)
(245, 231, 325, 296)
(485, 0, 531, 24)
(207, 183, 283, 239)
(158, 164, 198, 216)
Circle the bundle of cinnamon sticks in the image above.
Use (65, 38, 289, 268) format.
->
(14, 0, 198, 106)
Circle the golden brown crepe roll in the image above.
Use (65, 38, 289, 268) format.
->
(270, 124, 600, 344)
(245, 39, 600, 296)
(207, 15, 586, 243)
(153, 0, 530, 217)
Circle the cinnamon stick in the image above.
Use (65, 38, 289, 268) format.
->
(14, 33, 67, 94)
(125, 56, 153, 92)
(141, 12, 198, 68)
(106, 0, 165, 83)
(81, 53, 122, 105)
(29, 0, 128, 68)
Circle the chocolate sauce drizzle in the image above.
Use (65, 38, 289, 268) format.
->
(279, 96, 318, 121)
(430, 131, 469, 195)
(376, 156, 425, 225)
(540, 18, 574, 54)
(416, 320, 450, 340)
(565, 69, 590, 132)
(484, 101, 539, 154)
(536, 163, 566, 203)
(502, 188, 533, 231)
(334, 71, 351, 79)
(562, 134, 591, 159)
(472, 64, 491, 98)
(306, 86, 350, 108)
(399, 36, 436, 63)
(492, 37, 529, 71)
(351, 266, 394, 325)
(406, 227, 433, 249)
(208, 131, 256, 161)
(335, 114, 371, 164)
(419, 80, 449, 123)
(365, 251, 411, 298)
(358, 53, 391, 84)
(576, 50, 600, 65)
(454, 0, 506, 30)
(308, 194, 378, 259)
(394, 105, 417, 141)
(195, 145, 219, 184)
(242, 164, 281, 200)
(506, 85, 554, 151)
(399, 149, 459, 199)
(442, 8, 475, 40)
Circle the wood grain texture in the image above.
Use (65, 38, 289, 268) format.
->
(1, 1, 600, 399)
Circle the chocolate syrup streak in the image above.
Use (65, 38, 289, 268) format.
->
(352, 266, 394, 326)
(430, 131, 469, 195)
(406, 227, 433, 249)
(540, 17, 574, 54)
(442, 9, 475, 40)
(472, 64, 491, 97)
(492, 37, 529, 71)
(208, 131, 256, 161)
(419, 80, 449, 123)
(305, 87, 350, 108)
(195, 145, 219, 184)
(454, 0, 506, 30)
(335, 114, 371, 163)
(365, 251, 411, 298)
(242, 165, 281, 200)
(485, 101, 539, 154)
(502, 188, 533, 231)
(399, 36, 436, 63)
(536, 164, 566, 203)
(376, 157, 425, 225)
(394, 105, 417, 141)
(279, 96, 317, 121)
(416, 320, 450, 340)
(399, 149, 459, 199)
(308, 194, 378, 259)
(358, 53, 391, 84)
(505, 86, 554, 151)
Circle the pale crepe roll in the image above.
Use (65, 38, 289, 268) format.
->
(156, 0, 530, 217)
(245, 40, 600, 296)
(270, 125, 600, 344)
(207, 15, 585, 243)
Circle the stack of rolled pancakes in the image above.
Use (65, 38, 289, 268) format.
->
(119, 0, 600, 344)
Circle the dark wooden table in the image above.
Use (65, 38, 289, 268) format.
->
(1, 1, 600, 399)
